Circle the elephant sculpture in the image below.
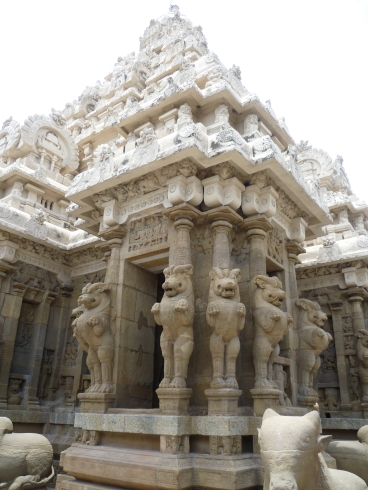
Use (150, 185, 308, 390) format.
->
(0, 416, 54, 490)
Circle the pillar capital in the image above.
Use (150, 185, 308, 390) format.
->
(163, 203, 202, 224)
(98, 224, 126, 243)
(240, 215, 274, 238)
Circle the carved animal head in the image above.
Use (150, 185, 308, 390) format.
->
(259, 409, 331, 490)
(78, 282, 111, 310)
(162, 265, 193, 297)
(254, 275, 286, 306)
(209, 267, 241, 299)
(356, 329, 368, 347)
(0, 417, 13, 434)
(296, 298, 328, 327)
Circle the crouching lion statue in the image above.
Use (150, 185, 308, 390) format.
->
(252, 275, 293, 389)
(73, 282, 114, 394)
(206, 267, 246, 389)
(151, 264, 194, 389)
(0, 417, 54, 490)
(296, 298, 331, 397)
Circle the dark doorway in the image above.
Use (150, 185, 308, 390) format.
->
(152, 272, 165, 408)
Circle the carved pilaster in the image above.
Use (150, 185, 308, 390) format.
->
(0, 283, 27, 407)
(98, 225, 126, 285)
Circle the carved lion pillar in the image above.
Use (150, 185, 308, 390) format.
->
(205, 210, 245, 416)
(0, 282, 27, 408)
(154, 205, 200, 417)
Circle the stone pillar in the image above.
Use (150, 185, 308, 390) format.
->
(78, 225, 126, 414)
(205, 210, 244, 416)
(48, 286, 74, 407)
(345, 290, 368, 416)
(242, 217, 281, 415)
(285, 241, 306, 407)
(0, 282, 27, 407)
(211, 220, 232, 269)
(157, 205, 200, 415)
(329, 300, 351, 413)
(28, 291, 57, 409)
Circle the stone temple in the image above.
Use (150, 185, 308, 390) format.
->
(1, 5, 368, 490)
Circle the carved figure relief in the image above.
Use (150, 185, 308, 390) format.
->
(63, 335, 78, 367)
(7, 378, 23, 405)
(24, 209, 48, 240)
(129, 128, 160, 170)
(37, 349, 54, 398)
(151, 265, 194, 389)
(209, 435, 242, 455)
(206, 267, 245, 389)
(349, 355, 361, 402)
(355, 330, 368, 403)
(72, 283, 114, 393)
(324, 388, 340, 411)
(15, 303, 35, 348)
(273, 363, 292, 406)
(296, 299, 331, 398)
(252, 275, 292, 389)
(267, 228, 284, 264)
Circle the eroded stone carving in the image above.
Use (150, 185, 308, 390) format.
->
(209, 435, 242, 455)
(73, 283, 114, 393)
(259, 409, 367, 490)
(0, 416, 54, 489)
(355, 330, 368, 404)
(24, 209, 48, 240)
(296, 298, 331, 399)
(206, 267, 245, 389)
(252, 275, 292, 389)
(129, 128, 160, 169)
(151, 265, 194, 388)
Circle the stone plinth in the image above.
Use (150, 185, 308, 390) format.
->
(250, 388, 281, 416)
(78, 393, 115, 414)
(205, 389, 242, 416)
(297, 394, 319, 412)
(156, 388, 192, 415)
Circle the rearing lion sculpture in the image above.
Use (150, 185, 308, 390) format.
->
(206, 267, 246, 389)
(151, 265, 194, 389)
(252, 275, 292, 390)
(296, 298, 331, 397)
(0, 417, 54, 490)
(73, 282, 114, 393)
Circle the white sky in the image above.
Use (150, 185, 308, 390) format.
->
(1, 0, 368, 201)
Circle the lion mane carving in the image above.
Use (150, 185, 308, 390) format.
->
(73, 282, 114, 393)
(296, 298, 331, 397)
(151, 264, 194, 389)
(206, 267, 246, 389)
(0, 417, 54, 490)
(356, 329, 368, 403)
(252, 275, 293, 389)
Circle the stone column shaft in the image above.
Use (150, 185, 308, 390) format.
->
(211, 220, 232, 269)
(348, 294, 365, 333)
(28, 293, 56, 407)
(0, 284, 27, 406)
(329, 301, 350, 408)
(173, 218, 193, 266)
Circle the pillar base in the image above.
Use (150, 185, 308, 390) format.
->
(156, 388, 192, 415)
(297, 394, 319, 411)
(78, 393, 115, 414)
(250, 388, 281, 416)
(361, 402, 368, 419)
(205, 389, 242, 415)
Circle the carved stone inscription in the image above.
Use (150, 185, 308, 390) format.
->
(129, 215, 168, 252)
